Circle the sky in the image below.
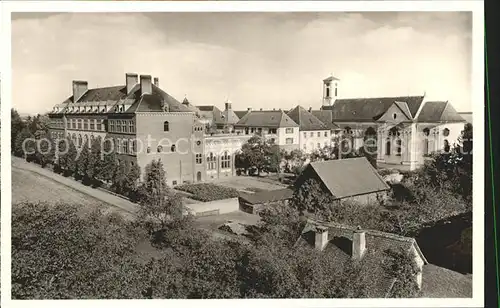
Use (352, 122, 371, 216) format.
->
(12, 12, 472, 115)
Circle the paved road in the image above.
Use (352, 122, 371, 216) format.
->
(12, 157, 139, 216)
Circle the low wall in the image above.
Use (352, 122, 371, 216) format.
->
(186, 197, 240, 217)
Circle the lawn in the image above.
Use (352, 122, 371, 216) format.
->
(212, 175, 287, 192)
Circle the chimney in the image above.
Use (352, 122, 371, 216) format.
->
(153, 77, 159, 87)
(140, 75, 152, 95)
(225, 102, 232, 111)
(247, 107, 252, 111)
(352, 227, 366, 260)
(260, 108, 263, 111)
(72, 80, 88, 103)
(308, 107, 312, 112)
(126, 73, 138, 94)
(315, 226, 329, 251)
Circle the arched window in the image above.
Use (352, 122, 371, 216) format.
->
(164, 121, 170, 132)
(171, 145, 176, 152)
(423, 127, 430, 137)
(157, 145, 163, 153)
(207, 153, 216, 170)
(444, 139, 450, 152)
(221, 151, 231, 169)
(385, 139, 391, 155)
(396, 139, 402, 156)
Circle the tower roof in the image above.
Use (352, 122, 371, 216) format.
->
(323, 75, 340, 82)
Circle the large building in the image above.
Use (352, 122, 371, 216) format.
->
(315, 75, 467, 170)
(48, 72, 469, 184)
(48, 73, 247, 186)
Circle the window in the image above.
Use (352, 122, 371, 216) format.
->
(303, 144, 307, 150)
(90, 119, 95, 130)
(77, 119, 82, 129)
(96, 120, 102, 131)
(172, 181, 178, 186)
(317, 143, 321, 149)
(286, 138, 294, 144)
(164, 121, 170, 132)
(78, 134, 82, 147)
(385, 139, 391, 155)
(171, 145, 176, 152)
(423, 128, 430, 137)
(310, 132, 314, 137)
(221, 151, 231, 169)
(393, 113, 397, 120)
(286, 128, 294, 134)
(131, 140, 136, 153)
(303, 132, 307, 138)
(423, 139, 429, 155)
(396, 139, 402, 156)
(269, 128, 277, 134)
(324, 131, 328, 137)
(196, 154, 203, 164)
(443, 128, 450, 137)
(147, 146, 151, 153)
(324, 141, 328, 147)
(117, 120, 122, 133)
(122, 139, 128, 154)
(157, 145, 163, 153)
(326, 87, 330, 98)
(83, 119, 88, 130)
(334, 87, 337, 97)
(129, 121, 134, 133)
(269, 138, 276, 144)
(251, 128, 255, 133)
(71, 119, 76, 129)
(196, 140, 201, 146)
(444, 139, 450, 152)
(122, 121, 127, 133)
(316, 132, 320, 137)
(110, 120, 115, 132)
(207, 153, 216, 170)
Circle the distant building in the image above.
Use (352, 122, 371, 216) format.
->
(287, 105, 332, 153)
(233, 109, 300, 151)
(294, 157, 390, 205)
(314, 74, 466, 170)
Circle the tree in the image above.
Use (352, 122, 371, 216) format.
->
(11, 108, 26, 150)
(235, 136, 269, 175)
(12, 202, 150, 299)
(75, 140, 91, 182)
(111, 160, 140, 198)
(289, 178, 336, 218)
(58, 139, 78, 176)
(137, 159, 191, 234)
(34, 132, 56, 168)
(384, 248, 421, 298)
(13, 128, 34, 158)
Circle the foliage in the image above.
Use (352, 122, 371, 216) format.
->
(112, 160, 140, 198)
(12, 202, 149, 299)
(235, 136, 281, 175)
(384, 248, 421, 298)
(176, 183, 239, 202)
(11, 109, 26, 150)
(57, 139, 78, 176)
(13, 128, 35, 158)
(33, 132, 56, 168)
(289, 178, 336, 218)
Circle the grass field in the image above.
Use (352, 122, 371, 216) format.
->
(12, 167, 133, 218)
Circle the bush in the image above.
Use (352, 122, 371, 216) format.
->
(176, 183, 239, 202)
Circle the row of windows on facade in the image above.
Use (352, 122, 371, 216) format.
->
(384, 138, 451, 156)
(64, 118, 106, 132)
(204, 152, 232, 170)
(109, 120, 136, 134)
(303, 131, 330, 138)
(303, 141, 331, 151)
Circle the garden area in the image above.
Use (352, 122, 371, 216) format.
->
(176, 183, 239, 202)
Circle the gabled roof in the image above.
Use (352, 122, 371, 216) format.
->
(234, 110, 251, 119)
(182, 97, 201, 114)
(421, 264, 472, 298)
(238, 188, 294, 205)
(323, 75, 340, 82)
(322, 96, 425, 121)
(287, 105, 328, 131)
(458, 112, 472, 124)
(236, 110, 299, 128)
(221, 109, 240, 125)
(393, 101, 412, 119)
(125, 84, 191, 113)
(296, 219, 427, 298)
(302, 157, 390, 199)
(417, 101, 465, 123)
(311, 110, 340, 129)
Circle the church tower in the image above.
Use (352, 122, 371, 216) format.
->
(322, 74, 340, 107)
